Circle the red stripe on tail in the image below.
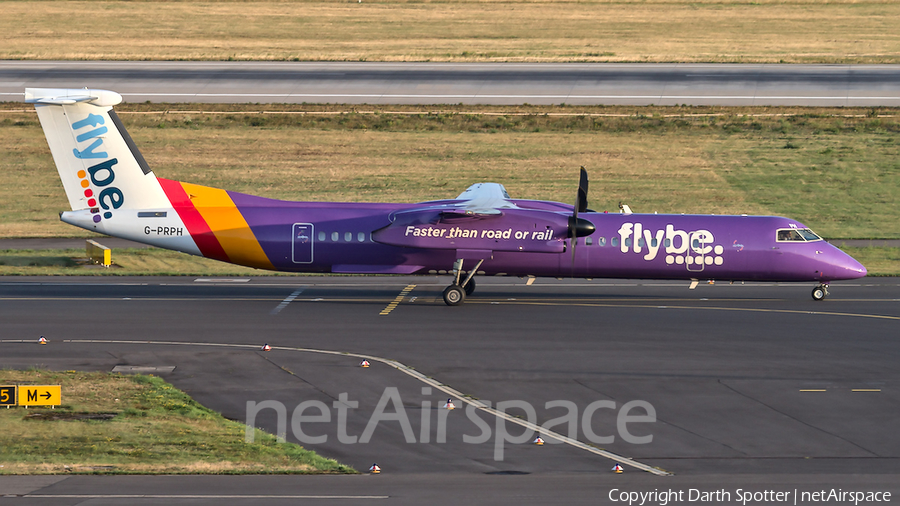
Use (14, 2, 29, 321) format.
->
(158, 178, 230, 262)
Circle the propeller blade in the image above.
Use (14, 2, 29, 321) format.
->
(577, 166, 589, 213)
(569, 166, 594, 275)
(568, 167, 595, 239)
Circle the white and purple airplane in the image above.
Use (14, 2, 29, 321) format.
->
(28, 88, 867, 305)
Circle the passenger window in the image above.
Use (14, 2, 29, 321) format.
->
(651, 238, 658, 247)
(585, 237, 593, 246)
(358, 232, 366, 242)
(317, 231, 325, 242)
(664, 238, 671, 247)
(331, 232, 339, 242)
(598, 237, 606, 247)
(611, 237, 619, 247)
(344, 232, 352, 242)
(625, 238, 632, 247)
(637, 238, 645, 247)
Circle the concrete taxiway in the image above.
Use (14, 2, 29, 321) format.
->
(2, 61, 900, 106)
(1, 276, 898, 504)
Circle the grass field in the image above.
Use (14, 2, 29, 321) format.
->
(3, 0, 900, 63)
(0, 248, 299, 276)
(0, 369, 352, 474)
(2, 104, 898, 240)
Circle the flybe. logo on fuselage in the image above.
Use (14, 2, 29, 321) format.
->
(617, 222, 725, 267)
(71, 113, 124, 223)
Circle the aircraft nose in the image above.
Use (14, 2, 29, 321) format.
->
(841, 254, 868, 278)
(821, 246, 867, 280)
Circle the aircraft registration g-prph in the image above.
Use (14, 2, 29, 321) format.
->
(27, 87, 866, 305)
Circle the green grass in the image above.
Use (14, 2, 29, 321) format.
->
(0, 249, 264, 276)
(3, 104, 899, 240)
(0, 370, 353, 475)
(2, 103, 898, 275)
(0, 248, 298, 276)
(839, 247, 900, 277)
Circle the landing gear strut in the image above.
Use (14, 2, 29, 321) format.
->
(442, 258, 484, 306)
(811, 283, 829, 301)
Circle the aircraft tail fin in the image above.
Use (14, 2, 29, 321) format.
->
(27, 88, 273, 267)
(26, 88, 171, 221)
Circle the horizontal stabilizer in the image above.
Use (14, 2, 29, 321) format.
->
(25, 88, 123, 107)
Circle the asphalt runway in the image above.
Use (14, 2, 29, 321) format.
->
(1, 275, 898, 504)
(2, 61, 900, 106)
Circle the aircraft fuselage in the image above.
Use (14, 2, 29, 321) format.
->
(64, 185, 866, 284)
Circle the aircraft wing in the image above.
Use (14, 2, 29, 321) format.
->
(452, 182, 520, 215)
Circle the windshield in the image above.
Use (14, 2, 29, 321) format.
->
(776, 228, 822, 242)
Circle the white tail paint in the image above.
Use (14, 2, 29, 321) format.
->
(28, 88, 200, 255)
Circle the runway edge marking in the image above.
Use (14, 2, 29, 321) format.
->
(62, 338, 670, 476)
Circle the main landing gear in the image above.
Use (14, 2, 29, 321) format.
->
(811, 283, 830, 301)
(442, 258, 484, 306)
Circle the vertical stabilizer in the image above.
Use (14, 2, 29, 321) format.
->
(28, 88, 202, 256)
(26, 88, 170, 219)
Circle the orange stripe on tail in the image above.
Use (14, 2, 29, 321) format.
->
(178, 182, 275, 270)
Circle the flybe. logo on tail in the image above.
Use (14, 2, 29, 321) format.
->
(71, 113, 124, 223)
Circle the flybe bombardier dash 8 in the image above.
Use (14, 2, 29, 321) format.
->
(27, 88, 866, 305)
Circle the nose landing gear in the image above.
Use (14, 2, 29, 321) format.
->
(811, 283, 829, 301)
(442, 284, 465, 306)
(442, 258, 484, 306)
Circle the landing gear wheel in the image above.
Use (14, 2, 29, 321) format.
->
(463, 278, 476, 296)
(443, 285, 466, 306)
(811, 284, 829, 301)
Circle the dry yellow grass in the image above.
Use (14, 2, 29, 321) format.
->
(0, 110, 764, 238)
(3, 0, 899, 63)
(3, 104, 898, 240)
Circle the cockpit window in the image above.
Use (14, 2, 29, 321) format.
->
(776, 228, 822, 242)
(797, 229, 821, 241)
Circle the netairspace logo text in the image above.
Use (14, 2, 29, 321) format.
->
(609, 488, 892, 506)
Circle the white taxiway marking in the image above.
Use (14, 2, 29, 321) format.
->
(271, 288, 305, 315)
(194, 278, 251, 283)
(63, 338, 670, 476)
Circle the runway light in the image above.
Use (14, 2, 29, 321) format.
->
(369, 463, 381, 474)
(612, 463, 624, 474)
(443, 398, 456, 410)
(533, 437, 545, 445)
(360, 359, 370, 368)
(261, 344, 271, 351)
(39, 336, 47, 345)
